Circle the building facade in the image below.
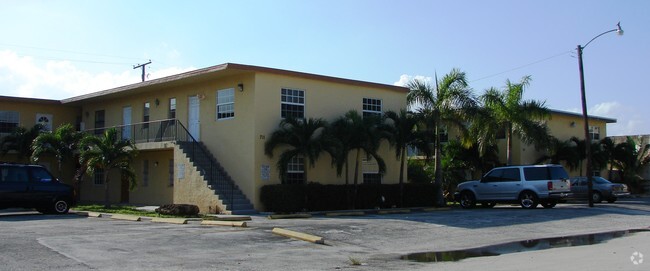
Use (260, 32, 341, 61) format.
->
(1, 63, 408, 214)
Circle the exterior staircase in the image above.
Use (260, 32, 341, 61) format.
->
(176, 141, 257, 215)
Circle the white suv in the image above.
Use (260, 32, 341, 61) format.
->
(454, 164, 572, 209)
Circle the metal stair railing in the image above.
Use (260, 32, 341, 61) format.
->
(85, 119, 237, 212)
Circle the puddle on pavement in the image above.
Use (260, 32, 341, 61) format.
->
(401, 229, 650, 263)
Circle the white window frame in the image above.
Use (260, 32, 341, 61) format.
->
(589, 126, 600, 140)
(216, 88, 235, 120)
(362, 98, 382, 117)
(281, 88, 305, 119)
(284, 155, 305, 184)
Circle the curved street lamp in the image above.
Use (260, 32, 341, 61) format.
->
(577, 22, 623, 207)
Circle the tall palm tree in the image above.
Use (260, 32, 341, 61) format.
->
(383, 109, 418, 206)
(337, 110, 386, 188)
(78, 128, 138, 208)
(598, 137, 616, 180)
(570, 137, 587, 176)
(473, 76, 550, 165)
(0, 124, 43, 163)
(31, 123, 83, 177)
(406, 69, 476, 206)
(612, 137, 650, 193)
(264, 117, 332, 183)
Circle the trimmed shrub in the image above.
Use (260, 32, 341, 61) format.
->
(260, 182, 441, 212)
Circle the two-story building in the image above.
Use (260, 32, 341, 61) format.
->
(1, 63, 408, 214)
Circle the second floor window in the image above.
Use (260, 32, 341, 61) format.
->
(169, 98, 176, 119)
(281, 88, 304, 119)
(362, 98, 382, 118)
(143, 102, 151, 128)
(217, 88, 235, 120)
(94, 110, 105, 135)
(589, 126, 600, 140)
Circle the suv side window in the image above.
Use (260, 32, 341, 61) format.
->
(483, 168, 521, 182)
(523, 167, 548, 181)
(30, 167, 54, 182)
(1, 167, 29, 183)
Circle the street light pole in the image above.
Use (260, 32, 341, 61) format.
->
(577, 22, 623, 207)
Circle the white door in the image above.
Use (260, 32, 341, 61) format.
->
(188, 96, 200, 140)
(122, 106, 132, 140)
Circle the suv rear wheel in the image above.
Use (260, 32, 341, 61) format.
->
(519, 191, 538, 209)
(459, 191, 476, 209)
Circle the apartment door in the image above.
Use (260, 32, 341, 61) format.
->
(188, 96, 200, 140)
(122, 106, 132, 140)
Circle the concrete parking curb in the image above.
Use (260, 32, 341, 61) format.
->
(205, 215, 252, 221)
(151, 217, 188, 224)
(267, 214, 312, 219)
(378, 209, 411, 215)
(272, 228, 324, 244)
(201, 220, 247, 227)
(325, 211, 365, 217)
(110, 214, 141, 221)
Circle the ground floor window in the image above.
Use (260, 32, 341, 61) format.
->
(284, 156, 305, 184)
(94, 169, 105, 185)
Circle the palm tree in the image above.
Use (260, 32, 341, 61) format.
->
(570, 137, 587, 176)
(536, 137, 579, 171)
(0, 124, 43, 163)
(406, 69, 476, 206)
(339, 111, 386, 188)
(598, 137, 616, 180)
(473, 76, 550, 165)
(264, 117, 333, 183)
(78, 128, 138, 208)
(31, 123, 83, 177)
(382, 109, 418, 206)
(612, 137, 650, 193)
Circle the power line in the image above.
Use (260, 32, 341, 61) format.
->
(470, 49, 574, 83)
(0, 42, 145, 61)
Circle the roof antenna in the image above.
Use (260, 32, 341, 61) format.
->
(133, 60, 152, 82)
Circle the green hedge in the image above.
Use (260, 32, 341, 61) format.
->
(260, 183, 441, 212)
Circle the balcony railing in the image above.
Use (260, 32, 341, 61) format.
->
(86, 119, 239, 212)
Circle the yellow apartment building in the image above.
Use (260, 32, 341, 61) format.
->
(1, 63, 618, 213)
(1, 63, 408, 214)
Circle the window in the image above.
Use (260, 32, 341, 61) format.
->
(168, 159, 174, 186)
(281, 88, 305, 119)
(30, 167, 54, 182)
(94, 110, 105, 135)
(94, 168, 104, 185)
(284, 155, 304, 184)
(523, 166, 569, 181)
(362, 98, 382, 118)
(0, 167, 28, 182)
(36, 114, 53, 131)
(216, 88, 235, 120)
(168, 98, 176, 119)
(483, 168, 521, 182)
(589, 126, 600, 140)
(143, 102, 151, 128)
(0, 110, 19, 134)
(142, 160, 149, 187)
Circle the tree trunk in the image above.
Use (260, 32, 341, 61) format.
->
(103, 171, 111, 208)
(399, 147, 405, 207)
(353, 149, 361, 209)
(434, 125, 445, 207)
(506, 123, 513, 166)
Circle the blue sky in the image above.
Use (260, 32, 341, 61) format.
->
(0, 0, 648, 136)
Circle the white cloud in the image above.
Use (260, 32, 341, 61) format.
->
(0, 49, 195, 100)
(580, 101, 647, 136)
(393, 74, 433, 87)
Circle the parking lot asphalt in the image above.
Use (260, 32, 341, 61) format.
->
(1, 198, 649, 270)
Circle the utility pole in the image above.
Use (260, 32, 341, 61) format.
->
(133, 60, 152, 82)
